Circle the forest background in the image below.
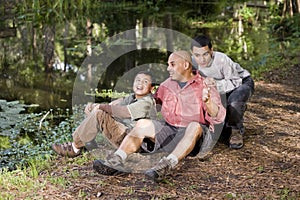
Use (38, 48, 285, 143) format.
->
(0, 0, 299, 199)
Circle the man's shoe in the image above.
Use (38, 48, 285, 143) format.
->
(144, 157, 173, 182)
(52, 142, 81, 158)
(229, 129, 243, 149)
(93, 154, 130, 175)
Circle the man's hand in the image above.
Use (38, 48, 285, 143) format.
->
(202, 87, 210, 103)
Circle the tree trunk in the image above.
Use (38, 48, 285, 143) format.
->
(86, 18, 93, 84)
(281, 0, 287, 18)
(43, 24, 55, 73)
(289, 0, 293, 16)
(142, 18, 148, 49)
(293, 0, 300, 13)
(32, 26, 38, 69)
(164, 13, 173, 53)
(63, 21, 69, 72)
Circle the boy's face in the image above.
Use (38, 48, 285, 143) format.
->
(132, 73, 153, 99)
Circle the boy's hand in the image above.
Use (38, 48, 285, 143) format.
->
(98, 104, 112, 115)
(85, 103, 99, 114)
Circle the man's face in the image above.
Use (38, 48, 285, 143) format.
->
(192, 46, 213, 68)
(167, 54, 186, 82)
(132, 73, 153, 98)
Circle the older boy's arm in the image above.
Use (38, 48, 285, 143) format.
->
(98, 104, 131, 119)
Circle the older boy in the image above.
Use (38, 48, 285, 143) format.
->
(191, 35, 255, 149)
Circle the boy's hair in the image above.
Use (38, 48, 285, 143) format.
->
(135, 70, 156, 86)
(191, 35, 213, 50)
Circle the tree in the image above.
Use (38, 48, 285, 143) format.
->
(280, 0, 300, 18)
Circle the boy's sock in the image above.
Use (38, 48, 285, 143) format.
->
(114, 149, 127, 161)
(72, 142, 81, 153)
(166, 154, 178, 168)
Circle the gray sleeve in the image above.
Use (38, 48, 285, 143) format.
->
(219, 58, 244, 93)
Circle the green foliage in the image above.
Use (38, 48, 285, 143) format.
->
(16, 0, 92, 24)
(269, 14, 300, 40)
(0, 136, 11, 149)
(0, 100, 84, 171)
(85, 88, 128, 99)
(239, 6, 255, 22)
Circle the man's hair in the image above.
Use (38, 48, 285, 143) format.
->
(173, 50, 192, 66)
(191, 35, 213, 50)
(135, 70, 156, 86)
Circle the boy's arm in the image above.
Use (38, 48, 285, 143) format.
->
(109, 97, 124, 105)
(98, 104, 131, 119)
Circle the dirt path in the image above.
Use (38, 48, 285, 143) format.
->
(41, 65, 300, 199)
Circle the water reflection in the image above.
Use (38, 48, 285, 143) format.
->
(0, 79, 71, 111)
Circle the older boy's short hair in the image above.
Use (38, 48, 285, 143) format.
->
(191, 35, 213, 49)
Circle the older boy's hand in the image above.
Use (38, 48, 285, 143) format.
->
(204, 77, 216, 88)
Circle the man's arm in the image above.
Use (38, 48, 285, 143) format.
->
(202, 84, 226, 124)
(202, 87, 219, 117)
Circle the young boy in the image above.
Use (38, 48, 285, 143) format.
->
(52, 71, 157, 157)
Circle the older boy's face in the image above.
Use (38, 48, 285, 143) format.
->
(132, 73, 153, 99)
(192, 46, 213, 68)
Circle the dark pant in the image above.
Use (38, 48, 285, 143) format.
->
(222, 76, 255, 137)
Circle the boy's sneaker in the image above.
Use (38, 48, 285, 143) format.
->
(229, 129, 243, 149)
(52, 142, 81, 158)
(93, 153, 130, 175)
(144, 157, 173, 182)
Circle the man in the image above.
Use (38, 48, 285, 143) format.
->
(52, 71, 156, 157)
(191, 35, 255, 149)
(93, 50, 226, 182)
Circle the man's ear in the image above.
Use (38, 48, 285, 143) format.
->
(184, 61, 190, 69)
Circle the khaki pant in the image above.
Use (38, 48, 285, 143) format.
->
(72, 103, 128, 148)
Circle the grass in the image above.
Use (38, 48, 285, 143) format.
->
(0, 167, 46, 199)
(0, 150, 100, 199)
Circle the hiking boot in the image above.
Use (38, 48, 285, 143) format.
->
(52, 142, 81, 158)
(93, 153, 130, 175)
(229, 129, 243, 149)
(144, 157, 174, 182)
